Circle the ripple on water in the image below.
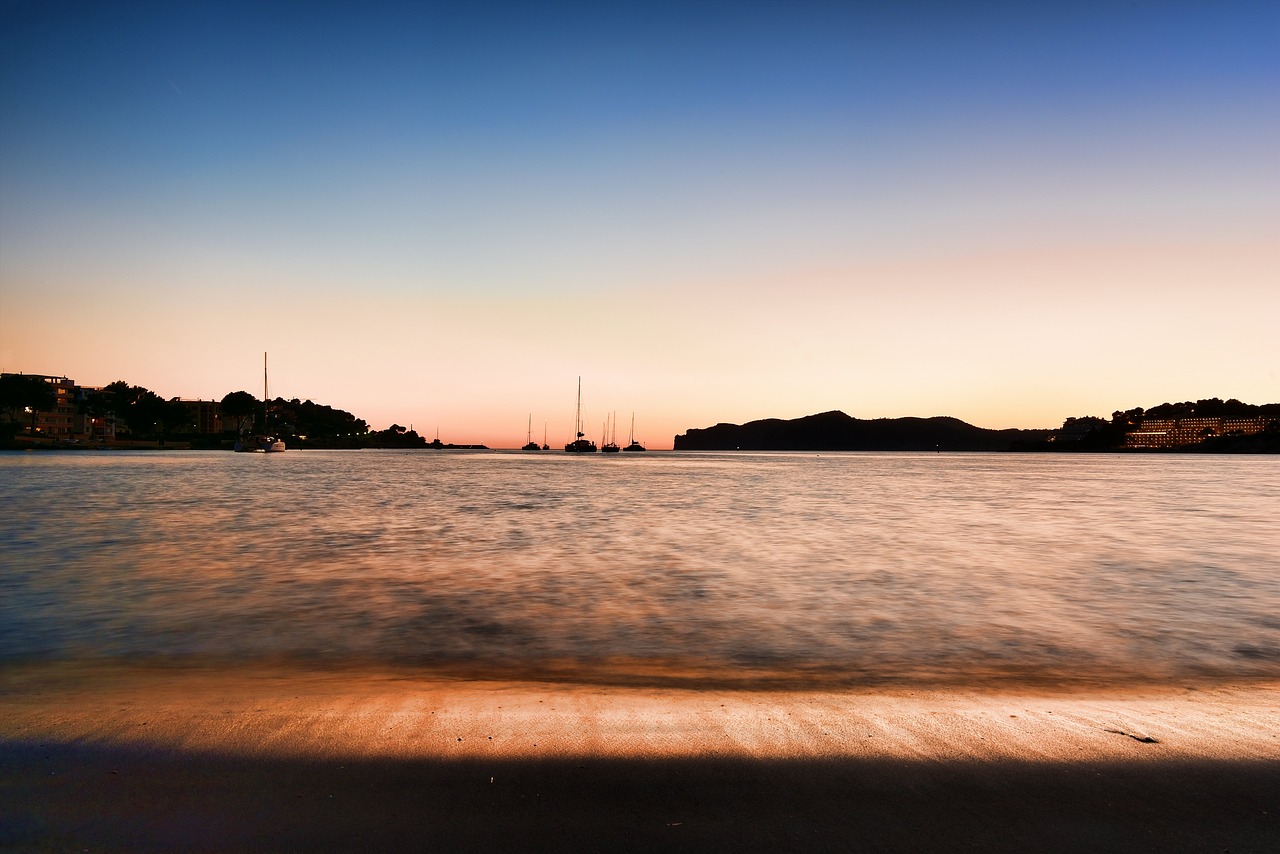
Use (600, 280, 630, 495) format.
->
(1, 450, 1278, 688)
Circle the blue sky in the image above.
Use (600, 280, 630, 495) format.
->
(2, 0, 1277, 446)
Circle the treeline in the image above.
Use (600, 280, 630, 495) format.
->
(361, 423, 486, 449)
(0, 374, 378, 448)
(2, 373, 490, 450)
(0, 377, 198, 440)
(220, 391, 371, 448)
(99, 381, 203, 437)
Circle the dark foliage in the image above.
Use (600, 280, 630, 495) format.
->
(0, 374, 57, 435)
(267, 397, 369, 447)
(220, 390, 259, 435)
(366, 423, 427, 448)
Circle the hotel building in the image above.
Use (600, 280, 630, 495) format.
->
(1125, 416, 1274, 449)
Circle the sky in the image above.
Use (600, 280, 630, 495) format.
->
(1, 0, 1276, 448)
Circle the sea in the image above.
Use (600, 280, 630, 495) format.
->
(1, 450, 1277, 690)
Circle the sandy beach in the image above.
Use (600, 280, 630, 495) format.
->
(2, 663, 1277, 851)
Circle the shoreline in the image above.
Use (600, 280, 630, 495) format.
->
(3, 664, 1277, 850)
(5, 445, 1280, 455)
(4, 663, 1278, 763)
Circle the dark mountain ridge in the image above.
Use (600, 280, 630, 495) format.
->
(673, 410, 1048, 451)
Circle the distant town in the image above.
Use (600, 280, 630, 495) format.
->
(0, 372, 449, 450)
(2, 370, 1277, 452)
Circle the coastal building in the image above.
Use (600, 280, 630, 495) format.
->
(182, 399, 223, 434)
(3, 373, 233, 442)
(1, 374, 121, 442)
(39, 375, 77, 438)
(1124, 416, 1274, 449)
(0, 373, 79, 438)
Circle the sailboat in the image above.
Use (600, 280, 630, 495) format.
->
(541, 422, 549, 451)
(234, 353, 286, 452)
(563, 378, 598, 453)
(623, 412, 646, 452)
(522, 414, 541, 451)
(601, 411, 620, 453)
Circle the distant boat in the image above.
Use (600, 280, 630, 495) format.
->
(522, 414, 541, 451)
(564, 378, 598, 453)
(601, 411, 620, 453)
(541, 421, 549, 451)
(235, 352, 286, 453)
(623, 412, 646, 452)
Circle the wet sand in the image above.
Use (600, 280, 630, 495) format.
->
(2, 664, 1278, 851)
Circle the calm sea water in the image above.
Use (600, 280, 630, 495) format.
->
(1, 450, 1277, 688)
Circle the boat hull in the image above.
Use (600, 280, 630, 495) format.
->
(235, 436, 286, 453)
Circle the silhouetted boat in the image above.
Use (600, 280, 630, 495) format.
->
(623, 412, 646, 452)
(601, 411, 620, 453)
(522, 414, 541, 451)
(564, 378, 598, 453)
(235, 352, 286, 452)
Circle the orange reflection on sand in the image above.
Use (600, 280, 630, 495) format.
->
(3, 663, 1278, 765)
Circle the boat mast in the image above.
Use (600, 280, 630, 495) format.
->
(262, 352, 268, 433)
(576, 377, 583, 439)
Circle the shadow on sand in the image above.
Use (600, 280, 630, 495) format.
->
(3, 740, 1276, 852)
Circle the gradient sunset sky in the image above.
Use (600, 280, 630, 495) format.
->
(1, 0, 1276, 448)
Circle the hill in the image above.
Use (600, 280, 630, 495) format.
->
(673, 411, 1048, 451)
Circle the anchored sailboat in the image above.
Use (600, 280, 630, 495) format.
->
(564, 378, 598, 453)
(234, 353, 286, 453)
(623, 412, 646, 452)
(522, 414, 541, 451)
(601, 411, 620, 453)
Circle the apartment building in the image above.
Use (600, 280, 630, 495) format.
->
(182, 399, 224, 434)
(0, 373, 81, 438)
(1125, 416, 1274, 449)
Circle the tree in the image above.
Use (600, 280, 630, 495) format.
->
(75, 388, 111, 439)
(130, 389, 167, 436)
(161, 397, 195, 436)
(0, 374, 58, 436)
(97, 382, 172, 437)
(220, 391, 259, 435)
(100, 380, 136, 435)
(368, 423, 426, 448)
